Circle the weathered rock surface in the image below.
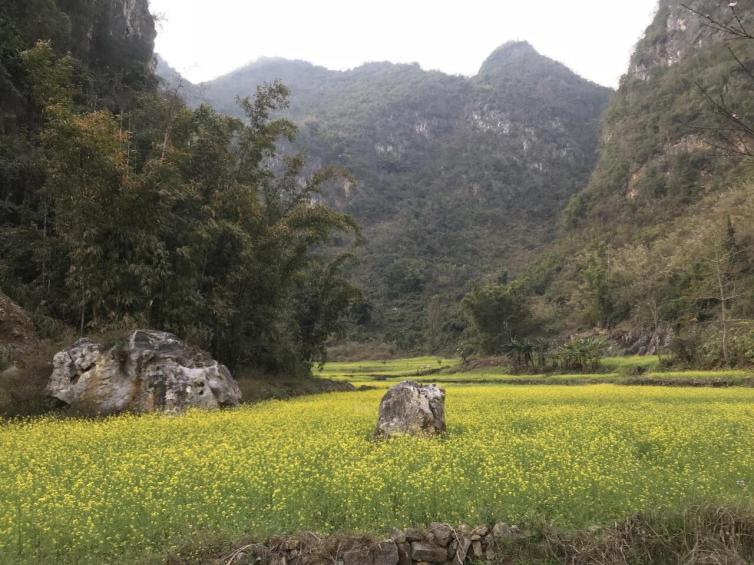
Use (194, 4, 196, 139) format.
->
(409, 541, 447, 562)
(614, 327, 671, 356)
(46, 330, 241, 413)
(343, 540, 399, 565)
(374, 381, 445, 439)
(451, 537, 471, 565)
(627, 0, 748, 81)
(426, 522, 453, 547)
(0, 290, 39, 364)
(86, 0, 156, 69)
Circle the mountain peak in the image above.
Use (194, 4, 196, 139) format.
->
(491, 40, 537, 57)
(475, 40, 606, 92)
(476, 40, 555, 80)
(478, 41, 539, 71)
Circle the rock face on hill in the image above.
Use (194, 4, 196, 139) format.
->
(46, 330, 241, 413)
(628, 0, 742, 81)
(374, 381, 446, 438)
(532, 0, 754, 336)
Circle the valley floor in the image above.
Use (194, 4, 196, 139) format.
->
(317, 355, 754, 387)
(2, 359, 754, 563)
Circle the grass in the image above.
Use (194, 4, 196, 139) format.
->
(3, 384, 754, 563)
(601, 354, 662, 371)
(315, 356, 454, 377)
(316, 355, 754, 387)
(232, 373, 355, 403)
(400, 370, 754, 387)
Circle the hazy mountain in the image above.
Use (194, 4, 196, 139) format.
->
(158, 42, 612, 349)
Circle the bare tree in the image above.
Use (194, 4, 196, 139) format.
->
(687, 220, 751, 366)
(704, 248, 736, 365)
(683, 2, 754, 157)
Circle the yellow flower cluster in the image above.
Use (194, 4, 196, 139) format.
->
(1, 384, 754, 563)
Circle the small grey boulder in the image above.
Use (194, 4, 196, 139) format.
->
(374, 381, 445, 439)
(46, 329, 241, 414)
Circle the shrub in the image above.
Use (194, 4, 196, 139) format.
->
(554, 337, 607, 372)
(502, 338, 552, 372)
(669, 327, 754, 369)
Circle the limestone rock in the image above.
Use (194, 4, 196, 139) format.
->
(492, 522, 511, 538)
(450, 537, 471, 565)
(628, 0, 738, 81)
(471, 525, 488, 537)
(46, 329, 241, 413)
(91, 0, 156, 68)
(396, 542, 411, 565)
(404, 527, 425, 542)
(343, 541, 398, 565)
(374, 381, 445, 439)
(389, 528, 406, 544)
(342, 546, 370, 565)
(410, 541, 447, 562)
(373, 541, 399, 565)
(427, 523, 453, 547)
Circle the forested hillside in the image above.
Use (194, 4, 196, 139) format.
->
(0, 0, 359, 375)
(468, 0, 754, 367)
(160, 45, 612, 350)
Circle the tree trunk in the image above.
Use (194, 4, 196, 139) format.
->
(714, 252, 730, 366)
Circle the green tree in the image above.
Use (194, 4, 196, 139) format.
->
(16, 38, 361, 374)
(575, 244, 625, 328)
(684, 219, 751, 366)
(462, 281, 531, 355)
(290, 255, 362, 369)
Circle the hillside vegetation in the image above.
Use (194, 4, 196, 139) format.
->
(463, 0, 754, 368)
(161, 45, 612, 350)
(0, 0, 360, 376)
(4, 0, 754, 370)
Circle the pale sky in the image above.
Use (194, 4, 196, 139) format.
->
(150, 0, 659, 87)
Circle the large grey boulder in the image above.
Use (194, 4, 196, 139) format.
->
(47, 330, 241, 413)
(374, 381, 445, 439)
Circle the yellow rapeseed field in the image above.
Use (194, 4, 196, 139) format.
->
(2, 384, 754, 563)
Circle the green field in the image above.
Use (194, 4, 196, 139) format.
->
(2, 382, 754, 563)
(317, 356, 454, 377)
(317, 356, 754, 387)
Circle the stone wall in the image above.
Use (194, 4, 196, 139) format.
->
(225, 522, 525, 565)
